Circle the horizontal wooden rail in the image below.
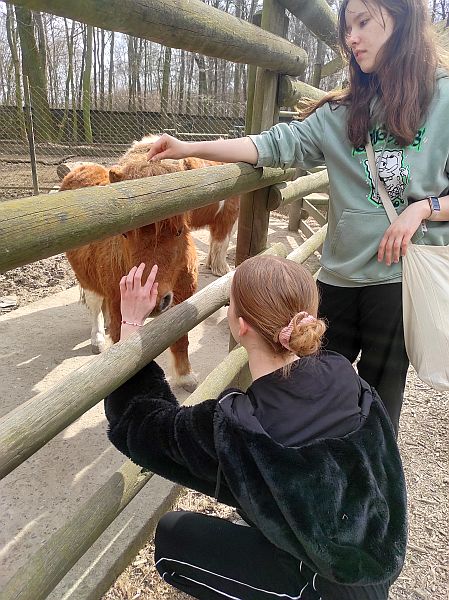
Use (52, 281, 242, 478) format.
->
(304, 196, 330, 207)
(0, 163, 295, 273)
(277, 0, 338, 51)
(279, 76, 326, 108)
(321, 55, 346, 79)
(8, 0, 307, 76)
(287, 224, 328, 264)
(268, 169, 329, 209)
(0, 243, 287, 480)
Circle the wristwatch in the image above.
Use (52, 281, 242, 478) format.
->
(426, 196, 441, 218)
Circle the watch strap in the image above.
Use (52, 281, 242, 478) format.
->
(427, 196, 440, 216)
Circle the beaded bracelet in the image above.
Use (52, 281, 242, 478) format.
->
(121, 320, 144, 327)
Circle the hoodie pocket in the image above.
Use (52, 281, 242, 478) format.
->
(324, 209, 403, 283)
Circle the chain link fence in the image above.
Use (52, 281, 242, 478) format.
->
(0, 93, 247, 199)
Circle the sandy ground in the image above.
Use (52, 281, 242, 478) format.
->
(0, 214, 448, 600)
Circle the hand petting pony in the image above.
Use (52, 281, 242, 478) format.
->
(119, 263, 158, 340)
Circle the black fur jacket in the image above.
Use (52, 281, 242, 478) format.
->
(105, 358, 407, 600)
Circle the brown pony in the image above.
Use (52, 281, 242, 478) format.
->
(114, 134, 240, 276)
(59, 163, 198, 392)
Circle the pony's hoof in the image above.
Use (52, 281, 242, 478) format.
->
(177, 373, 199, 393)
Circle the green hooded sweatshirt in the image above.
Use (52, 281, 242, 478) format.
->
(249, 70, 449, 286)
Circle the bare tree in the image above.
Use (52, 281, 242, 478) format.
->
(5, 4, 26, 139)
(108, 31, 114, 110)
(14, 5, 56, 141)
(82, 24, 93, 143)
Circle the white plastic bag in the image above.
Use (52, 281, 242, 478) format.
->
(402, 243, 449, 391)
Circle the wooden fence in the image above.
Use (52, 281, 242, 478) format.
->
(0, 0, 336, 597)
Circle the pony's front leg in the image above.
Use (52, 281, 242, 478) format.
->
(169, 334, 198, 393)
(82, 289, 108, 353)
(170, 244, 199, 392)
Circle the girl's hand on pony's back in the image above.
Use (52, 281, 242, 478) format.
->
(120, 263, 159, 328)
(147, 133, 190, 162)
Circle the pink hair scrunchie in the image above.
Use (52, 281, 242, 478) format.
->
(278, 311, 316, 352)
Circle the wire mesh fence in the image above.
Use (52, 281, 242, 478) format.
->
(0, 91, 247, 199)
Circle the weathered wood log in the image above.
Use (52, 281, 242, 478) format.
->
(236, 0, 286, 264)
(287, 224, 328, 263)
(277, 0, 338, 51)
(268, 169, 329, 209)
(0, 163, 295, 273)
(321, 55, 346, 79)
(279, 76, 326, 108)
(0, 243, 287, 480)
(9, 0, 307, 76)
(1, 462, 160, 600)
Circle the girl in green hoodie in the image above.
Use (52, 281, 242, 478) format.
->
(147, 0, 449, 433)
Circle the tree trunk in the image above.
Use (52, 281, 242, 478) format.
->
(70, 23, 78, 141)
(135, 38, 143, 111)
(58, 18, 76, 142)
(178, 50, 185, 113)
(82, 24, 93, 143)
(108, 31, 114, 111)
(143, 39, 149, 109)
(34, 12, 47, 90)
(127, 35, 135, 111)
(6, 4, 27, 140)
(99, 28, 105, 110)
(78, 29, 85, 109)
(186, 54, 194, 114)
(93, 27, 98, 109)
(49, 16, 59, 106)
(194, 54, 207, 115)
(160, 45, 171, 125)
(14, 5, 56, 141)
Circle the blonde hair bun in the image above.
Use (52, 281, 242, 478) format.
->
(288, 315, 327, 357)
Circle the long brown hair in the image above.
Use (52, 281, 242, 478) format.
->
(301, 0, 443, 148)
(231, 255, 326, 358)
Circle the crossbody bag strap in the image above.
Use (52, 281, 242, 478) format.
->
(365, 137, 398, 224)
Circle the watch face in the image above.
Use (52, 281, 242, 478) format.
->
(430, 196, 441, 212)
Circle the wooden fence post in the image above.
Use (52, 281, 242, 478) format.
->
(235, 0, 290, 265)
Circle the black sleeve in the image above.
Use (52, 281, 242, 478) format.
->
(104, 361, 238, 506)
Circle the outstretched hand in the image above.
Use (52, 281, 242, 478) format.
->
(120, 263, 159, 327)
(147, 133, 189, 162)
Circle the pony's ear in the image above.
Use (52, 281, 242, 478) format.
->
(109, 166, 125, 183)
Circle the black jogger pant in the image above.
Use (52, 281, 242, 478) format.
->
(154, 511, 391, 600)
(154, 510, 321, 600)
(317, 281, 409, 433)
